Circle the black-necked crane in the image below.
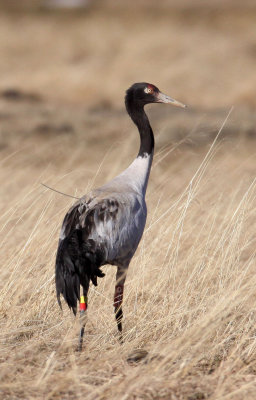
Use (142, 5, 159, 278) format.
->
(55, 82, 186, 350)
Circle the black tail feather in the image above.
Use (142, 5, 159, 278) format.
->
(55, 230, 105, 314)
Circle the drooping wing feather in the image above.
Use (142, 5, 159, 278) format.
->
(55, 190, 146, 314)
(55, 196, 106, 314)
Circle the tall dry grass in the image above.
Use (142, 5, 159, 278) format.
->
(0, 107, 256, 399)
(0, 3, 256, 399)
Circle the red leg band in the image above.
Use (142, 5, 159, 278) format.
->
(80, 296, 87, 311)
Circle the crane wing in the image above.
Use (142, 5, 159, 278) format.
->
(55, 193, 141, 314)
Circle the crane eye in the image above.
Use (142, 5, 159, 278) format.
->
(144, 87, 153, 94)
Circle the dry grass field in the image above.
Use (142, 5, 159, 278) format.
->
(0, 2, 256, 399)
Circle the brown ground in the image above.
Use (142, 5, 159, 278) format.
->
(0, 2, 256, 399)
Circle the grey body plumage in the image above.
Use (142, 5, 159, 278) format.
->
(55, 83, 186, 349)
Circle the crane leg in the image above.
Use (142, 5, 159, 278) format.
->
(78, 286, 89, 351)
(113, 266, 127, 344)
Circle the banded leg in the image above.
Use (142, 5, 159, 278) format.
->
(113, 266, 127, 343)
(78, 286, 89, 351)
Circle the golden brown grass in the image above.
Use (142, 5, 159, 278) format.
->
(1, 4, 256, 399)
(1, 4, 256, 109)
(1, 105, 256, 399)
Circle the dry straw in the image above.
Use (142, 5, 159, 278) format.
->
(1, 109, 256, 399)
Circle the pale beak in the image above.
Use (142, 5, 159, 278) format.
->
(156, 91, 187, 108)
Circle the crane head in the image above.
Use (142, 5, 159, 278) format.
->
(126, 82, 187, 108)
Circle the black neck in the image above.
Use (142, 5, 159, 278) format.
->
(125, 98, 154, 158)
